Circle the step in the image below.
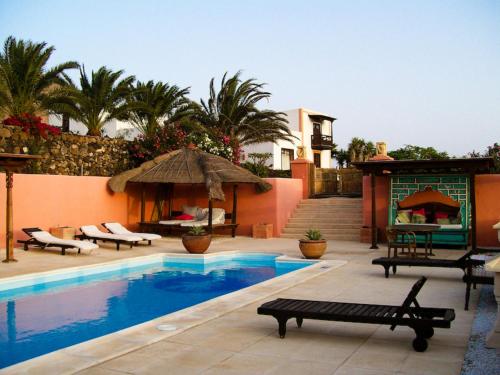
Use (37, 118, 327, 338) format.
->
(285, 223, 361, 229)
(280, 233, 360, 241)
(293, 211, 362, 216)
(295, 206, 362, 211)
(291, 213, 363, 219)
(281, 228, 360, 235)
(299, 201, 362, 206)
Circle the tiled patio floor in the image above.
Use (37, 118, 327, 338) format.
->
(0, 237, 484, 374)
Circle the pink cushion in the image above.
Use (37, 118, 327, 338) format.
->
(175, 214, 194, 220)
(435, 212, 448, 219)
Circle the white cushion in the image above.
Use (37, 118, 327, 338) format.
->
(196, 208, 208, 221)
(31, 231, 99, 251)
(159, 219, 194, 225)
(182, 205, 199, 217)
(80, 225, 142, 242)
(439, 224, 463, 230)
(104, 223, 161, 241)
(211, 208, 226, 224)
(180, 208, 226, 227)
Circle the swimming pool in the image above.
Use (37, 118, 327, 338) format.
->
(0, 252, 312, 369)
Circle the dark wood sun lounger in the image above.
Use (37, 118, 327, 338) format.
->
(257, 277, 454, 352)
(372, 250, 484, 278)
(17, 227, 80, 256)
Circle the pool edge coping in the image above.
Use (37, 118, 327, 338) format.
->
(0, 251, 346, 374)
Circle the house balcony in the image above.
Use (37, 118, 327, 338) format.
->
(311, 134, 333, 150)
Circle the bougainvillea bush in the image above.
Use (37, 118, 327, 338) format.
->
(186, 133, 234, 161)
(128, 123, 188, 167)
(3, 113, 61, 154)
(128, 123, 241, 167)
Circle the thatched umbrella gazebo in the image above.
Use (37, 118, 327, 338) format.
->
(108, 147, 272, 235)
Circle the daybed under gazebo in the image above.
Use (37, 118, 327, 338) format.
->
(108, 147, 272, 237)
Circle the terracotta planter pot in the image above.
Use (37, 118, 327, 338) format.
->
(299, 239, 327, 259)
(182, 234, 212, 254)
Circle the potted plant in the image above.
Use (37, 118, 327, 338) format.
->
(182, 226, 211, 254)
(299, 229, 327, 259)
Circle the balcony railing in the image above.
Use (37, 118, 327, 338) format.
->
(311, 134, 333, 150)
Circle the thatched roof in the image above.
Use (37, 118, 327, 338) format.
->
(108, 148, 272, 200)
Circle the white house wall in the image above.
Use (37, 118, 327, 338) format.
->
(48, 115, 140, 140)
(241, 108, 335, 169)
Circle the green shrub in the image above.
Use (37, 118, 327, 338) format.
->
(304, 229, 323, 241)
(188, 226, 206, 236)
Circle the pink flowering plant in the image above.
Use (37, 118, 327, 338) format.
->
(187, 133, 234, 161)
(128, 123, 188, 166)
(3, 113, 61, 154)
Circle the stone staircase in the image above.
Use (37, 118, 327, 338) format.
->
(281, 197, 363, 241)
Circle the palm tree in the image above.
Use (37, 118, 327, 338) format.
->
(347, 137, 375, 162)
(58, 66, 135, 136)
(0, 36, 78, 117)
(127, 80, 191, 138)
(193, 72, 295, 148)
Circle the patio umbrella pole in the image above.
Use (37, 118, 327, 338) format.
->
(140, 183, 145, 223)
(469, 172, 477, 253)
(370, 173, 378, 249)
(3, 171, 16, 262)
(208, 199, 213, 233)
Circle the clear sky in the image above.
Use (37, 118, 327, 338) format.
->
(0, 0, 498, 155)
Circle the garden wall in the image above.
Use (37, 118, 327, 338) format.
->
(0, 125, 130, 176)
(362, 174, 500, 247)
(0, 174, 303, 245)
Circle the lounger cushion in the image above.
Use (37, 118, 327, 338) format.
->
(104, 223, 161, 241)
(80, 225, 142, 242)
(31, 231, 99, 251)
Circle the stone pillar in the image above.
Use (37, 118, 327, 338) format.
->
(291, 158, 314, 199)
(486, 256, 500, 348)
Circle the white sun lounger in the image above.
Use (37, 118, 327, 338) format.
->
(79, 225, 143, 251)
(102, 222, 161, 245)
(18, 228, 98, 255)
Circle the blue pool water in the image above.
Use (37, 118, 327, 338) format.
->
(0, 254, 309, 369)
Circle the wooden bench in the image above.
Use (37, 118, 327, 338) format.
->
(257, 277, 455, 352)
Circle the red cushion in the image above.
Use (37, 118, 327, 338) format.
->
(435, 212, 448, 219)
(175, 214, 194, 220)
(412, 208, 426, 216)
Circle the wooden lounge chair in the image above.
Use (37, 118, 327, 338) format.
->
(257, 277, 454, 352)
(372, 250, 483, 278)
(102, 222, 161, 245)
(77, 225, 142, 250)
(17, 227, 99, 255)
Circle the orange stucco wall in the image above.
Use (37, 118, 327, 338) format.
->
(362, 176, 390, 230)
(362, 174, 500, 247)
(476, 174, 500, 246)
(0, 174, 303, 245)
